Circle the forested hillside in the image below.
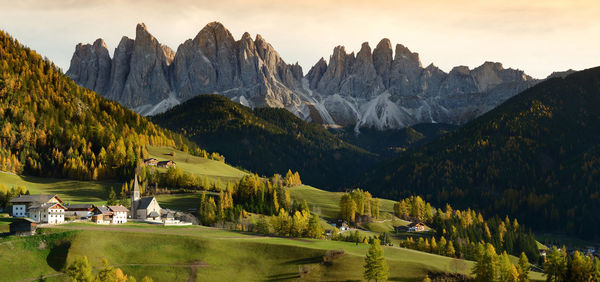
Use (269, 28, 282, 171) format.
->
(334, 124, 456, 156)
(151, 94, 377, 189)
(0, 30, 207, 180)
(362, 67, 600, 238)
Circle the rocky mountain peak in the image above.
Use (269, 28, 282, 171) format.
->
(68, 22, 305, 116)
(68, 25, 540, 130)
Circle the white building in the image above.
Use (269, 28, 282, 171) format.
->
(9, 194, 65, 224)
(130, 175, 162, 221)
(92, 205, 129, 224)
(108, 205, 128, 224)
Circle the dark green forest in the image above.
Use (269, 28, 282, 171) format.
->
(0, 30, 208, 180)
(151, 94, 377, 189)
(362, 67, 600, 239)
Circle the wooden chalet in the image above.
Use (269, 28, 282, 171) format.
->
(407, 222, 426, 232)
(157, 160, 176, 168)
(143, 158, 158, 166)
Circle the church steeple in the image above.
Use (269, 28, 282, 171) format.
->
(131, 173, 141, 218)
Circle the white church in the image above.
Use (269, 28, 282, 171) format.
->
(130, 174, 162, 221)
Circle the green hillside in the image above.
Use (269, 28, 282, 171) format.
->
(362, 67, 600, 239)
(147, 145, 248, 184)
(0, 226, 469, 281)
(150, 94, 377, 189)
(0, 30, 205, 181)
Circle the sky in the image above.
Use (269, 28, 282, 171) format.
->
(1, 0, 598, 79)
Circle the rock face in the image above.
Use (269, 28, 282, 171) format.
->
(68, 23, 539, 129)
(68, 22, 305, 116)
(307, 40, 538, 129)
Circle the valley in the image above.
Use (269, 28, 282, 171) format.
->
(1, 2, 599, 281)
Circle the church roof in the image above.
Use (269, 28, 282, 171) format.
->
(133, 174, 140, 193)
(137, 197, 156, 209)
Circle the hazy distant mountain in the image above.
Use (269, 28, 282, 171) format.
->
(67, 22, 539, 130)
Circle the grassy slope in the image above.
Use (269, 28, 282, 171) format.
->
(0, 225, 474, 282)
(0, 173, 116, 206)
(0, 225, 545, 281)
(288, 185, 400, 220)
(147, 145, 248, 183)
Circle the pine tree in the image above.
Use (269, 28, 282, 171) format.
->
(65, 256, 94, 282)
(544, 247, 566, 282)
(517, 252, 530, 282)
(306, 214, 323, 239)
(107, 188, 117, 205)
(472, 243, 498, 282)
(499, 251, 517, 282)
(364, 238, 389, 281)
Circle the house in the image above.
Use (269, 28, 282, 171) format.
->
(157, 160, 176, 168)
(9, 194, 65, 224)
(92, 205, 128, 224)
(130, 175, 162, 220)
(92, 206, 112, 224)
(9, 218, 37, 236)
(330, 220, 349, 231)
(408, 222, 426, 232)
(143, 158, 158, 166)
(65, 204, 95, 219)
(108, 205, 128, 224)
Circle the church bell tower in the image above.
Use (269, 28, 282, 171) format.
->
(131, 173, 141, 218)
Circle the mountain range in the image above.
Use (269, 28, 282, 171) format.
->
(361, 67, 600, 238)
(67, 22, 539, 130)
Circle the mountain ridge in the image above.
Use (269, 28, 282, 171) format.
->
(68, 22, 540, 130)
(360, 67, 600, 238)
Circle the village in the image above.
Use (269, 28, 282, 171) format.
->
(6, 173, 191, 236)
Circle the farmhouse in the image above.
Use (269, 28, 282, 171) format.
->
(9, 194, 65, 224)
(408, 222, 426, 232)
(143, 158, 158, 166)
(9, 218, 37, 236)
(108, 205, 128, 224)
(157, 160, 176, 168)
(130, 175, 162, 220)
(65, 204, 95, 219)
(92, 205, 128, 224)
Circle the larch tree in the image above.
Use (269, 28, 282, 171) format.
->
(364, 238, 389, 281)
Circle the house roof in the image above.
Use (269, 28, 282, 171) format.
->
(148, 211, 160, 217)
(138, 197, 156, 209)
(157, 160, 175, 165)
(95, 206, 113, 215)
(162, 212, 174, 219)
(108, 205, 129, 213)
(29, 202, 66, 211)
(144, 158, 157, 161)
(10, 194, 60, 204)
(66, 204, 94, 210)
(408, 222, 425, 227)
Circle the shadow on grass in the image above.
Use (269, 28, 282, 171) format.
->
(264, 272, 300, 281)
(47, 241, 71, 271)
(283, 256, 323, 265)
